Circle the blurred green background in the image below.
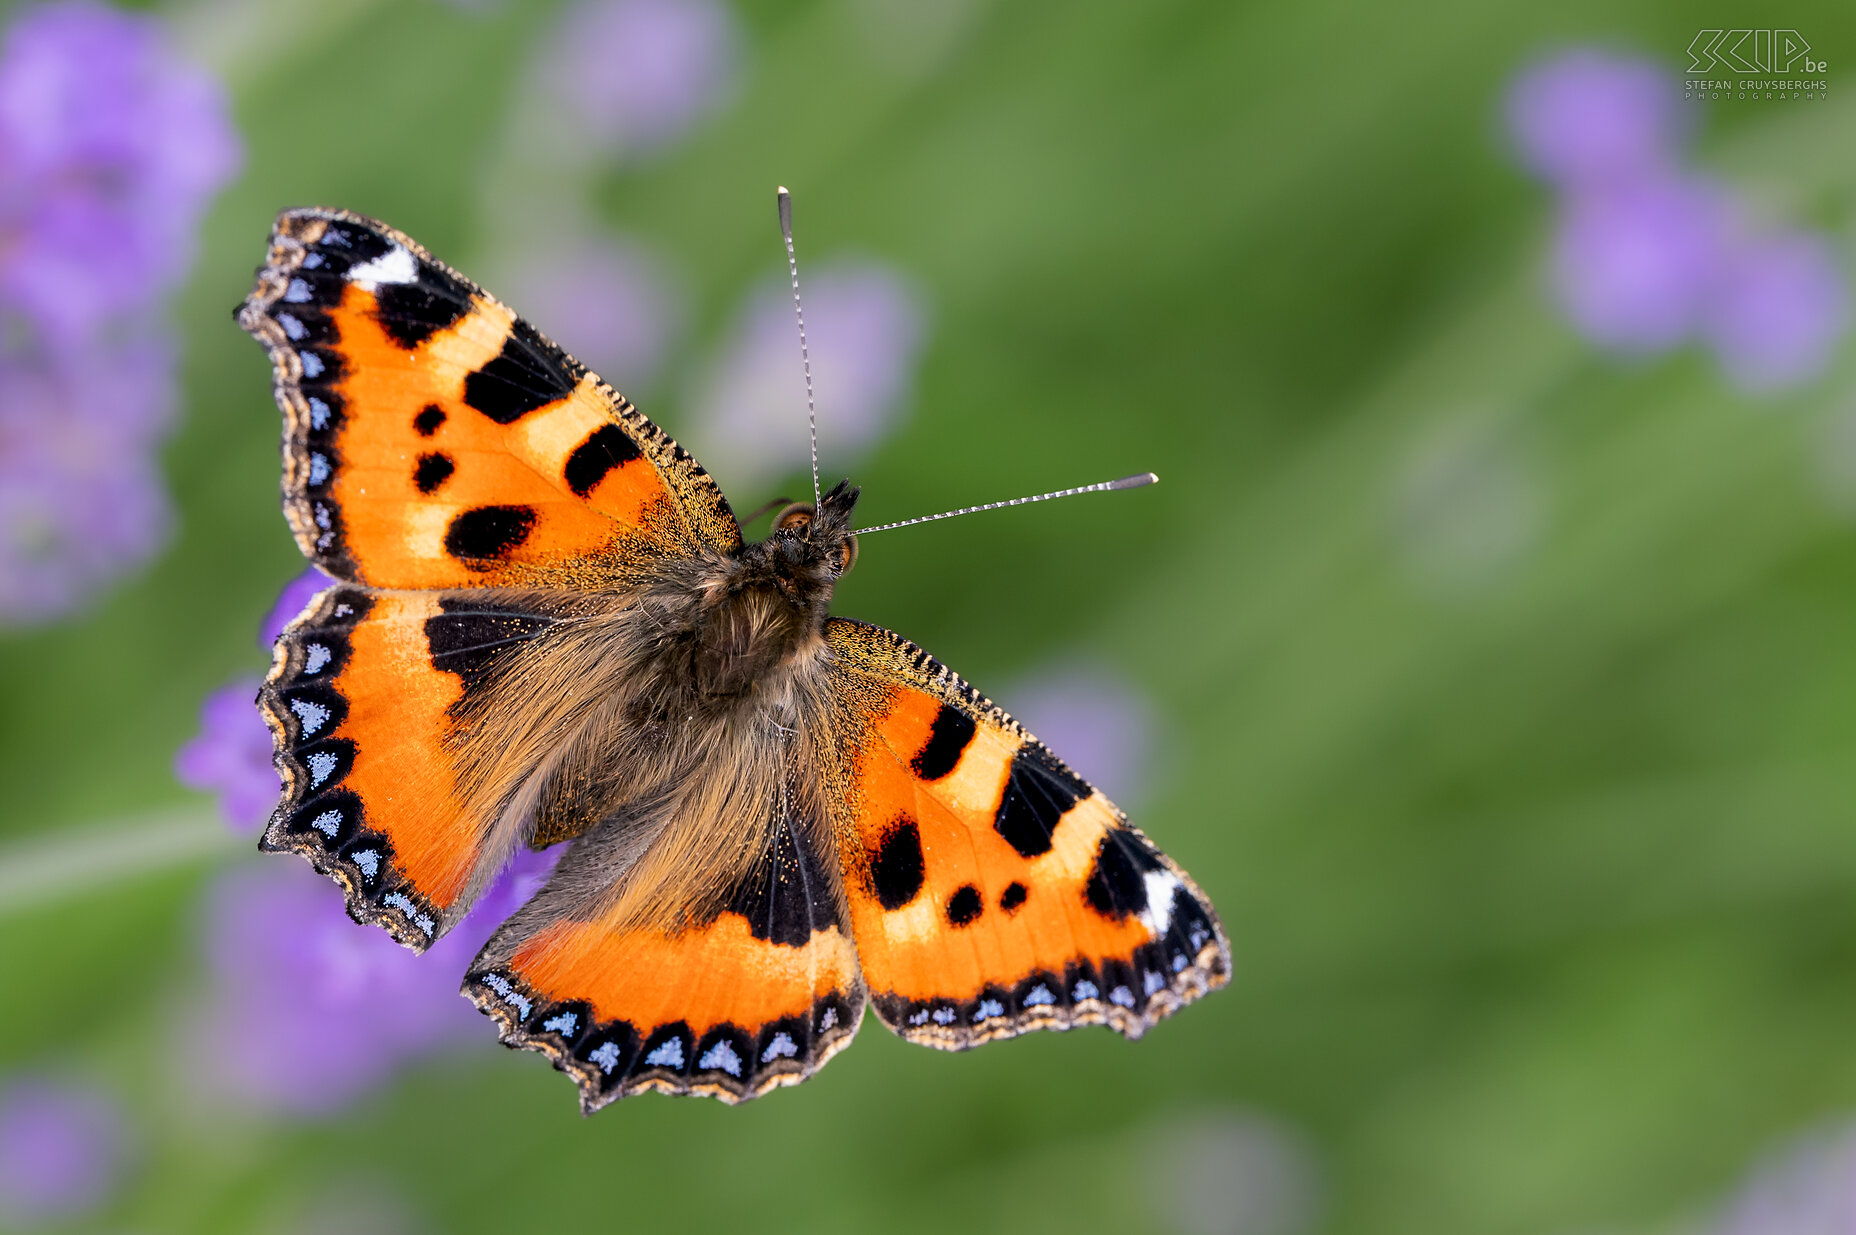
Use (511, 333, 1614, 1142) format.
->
(4, 0, 1856, 1232)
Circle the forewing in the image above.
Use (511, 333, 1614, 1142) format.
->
(824, 619, 1229, 1046)
(465, 802, 865, 1109)
(236, 208, 740, 588)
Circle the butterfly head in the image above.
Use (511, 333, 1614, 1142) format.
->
(766, 478, 860, 580)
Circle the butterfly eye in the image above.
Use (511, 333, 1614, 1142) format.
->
(773, 503, 815, 534)
(834, 535, 859, 577)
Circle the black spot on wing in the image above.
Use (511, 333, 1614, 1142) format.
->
(911, 704, 976, 781)
(424, 596, 555, 698)
(371, 261, 472, 349)
(444, 505, 537, 563)
(1000, 882, 1027, 913)
(314, 222, 392, 267)
(869, 817, 924, 910)
(1083, 828, 1165, 920)
(414, 452, 455, 494)
(563, 424, 643, 497)
(414, 404, 446, 436)
(945, 884, 983, 927)
(993, 745, 1091, 858)
(463, 318, 578, 424)
(724, 810, 838, 948)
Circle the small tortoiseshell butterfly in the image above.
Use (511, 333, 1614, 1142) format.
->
(235, 203, 1229, 1110)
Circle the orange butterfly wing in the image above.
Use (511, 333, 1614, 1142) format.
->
(239, 209, 738, 946)
(238, 207, 739, 589)
(464, 810, 865, 1110)
(824, 619, 1230, 1045)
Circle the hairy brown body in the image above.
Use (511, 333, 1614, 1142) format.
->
(455, 483, 862, 944)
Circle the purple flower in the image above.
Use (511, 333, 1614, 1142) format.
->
(489, 230, 682, 389)
(0, 2, 240, 628)
(192, 846, 558, 1116)
(1704, 229, 1850, 394)
(174, 677, 274, 834)
(1550, 173, 1729, 353)
(175, 570, 329, 831)
(1506, 49, 1688, 190)
(261, 566, 331, 647)
(1504, 48, 1849, 392)
(0, 328, 179, 625)
(533, 0, 739, 160)
(1710, 1119, 1856, 1235)
(0, 1076, 128, 1227)
(692, 260, 927, 488)
(0, 1, 241, 349)
(1004, 659, 1161, 807)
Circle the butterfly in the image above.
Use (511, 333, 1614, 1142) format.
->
(235, 205, 1229, 1110)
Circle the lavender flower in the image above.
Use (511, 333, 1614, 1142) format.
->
(0, 1076, 128, 1227)
(1005, 659, 1161, 807)
(1709, 1118, 1856, 1235)
(1505, 49, 1687, 190)
(193, 846, 557, 1116)
(175, 569, 329, 832)
(0, 1, 240, 349)
(488, 229, 682, 390)
(1507, 48, 1848, 392)
(691, 260, 927, 488)
(1549, 174, 1728, 353)
(0, 1, 240, 627)
(0, 332, 175, 625)
(531, 0, 739, 160)
(1704, 229, 1851, 394)
(260, 566, 331, 646)
(174, 677, 273, 833)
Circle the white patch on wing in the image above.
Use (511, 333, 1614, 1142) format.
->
(588, 1041, 621, 1073)
(644, 1038, 685, 1069)
(306, 750, 339, 786)
(1137, 869, 1182, 938)
(698, 1041, 743, 1077)
(289, 698, 330, 735)
(480, 972, 532, 1019)
(309, 810, 341, 837)
(303, 643, 332, 674)
(761, 1032, 798, 1061)
(383, 892, 435, 936)
(345, 244, 418, 290)
(1023, 984, 1055, 1007)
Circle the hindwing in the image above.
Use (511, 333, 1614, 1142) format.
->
(823, 620, 1229, 1046)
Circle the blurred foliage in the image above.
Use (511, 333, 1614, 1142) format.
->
(3, 0, 1856, 1232)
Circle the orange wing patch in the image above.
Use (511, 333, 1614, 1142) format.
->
(259, 582, 566, 948)
(237, 208, 740, 590)
(825, 620, 1229, 1047)
(466, 816, 865, 1109)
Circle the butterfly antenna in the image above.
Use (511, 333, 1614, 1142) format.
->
(777, 186, 821, 510)
(855, 473, 1159, 535)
